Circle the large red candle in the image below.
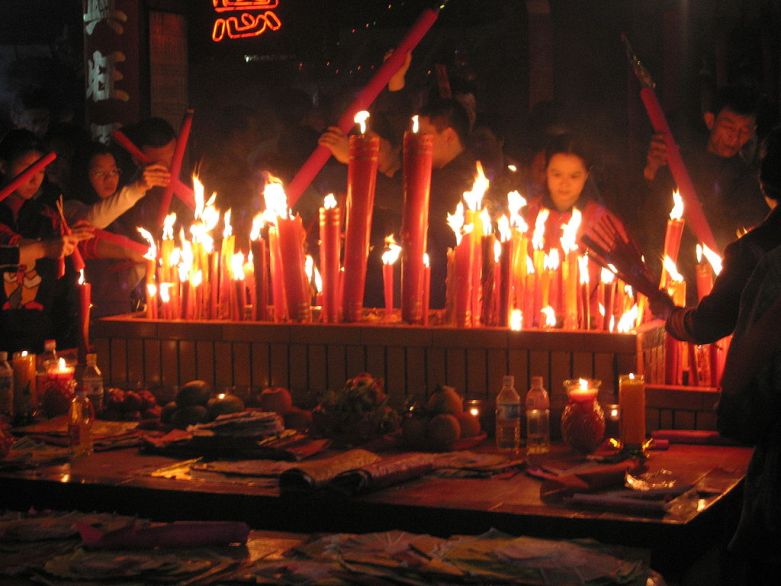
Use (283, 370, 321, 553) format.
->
(400, 117, 433, 324)
(78, 272, 91, 361)
(157, 109, 194, 227)
(381, 237, 401, 321)
(251, 238, 268, 321)
(319, 195, 341, 323)
(0, 151, 56, 203)
(454, 229, 474, 328)
(499, 237, 511, 327)
(268, 227, 288, 322)
(422, 253, 431, 327)
(276, 216, 311, 322)
(341, 119, 379, 322)
(660, 191, 685, 286)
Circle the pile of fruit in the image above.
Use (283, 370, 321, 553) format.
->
(102, 388, 161, 421)
(311, 373, 399, 446)
(401, 385, 482, 451)
(160, 380, 245, 428)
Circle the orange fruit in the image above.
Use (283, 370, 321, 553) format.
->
(258, 387, 293, 415)
(427, 414, 461, 451)
(426, 386, 463, 415)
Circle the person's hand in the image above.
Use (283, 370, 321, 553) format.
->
(643, 133, 668, 181)
(649, 289, 676, 320)
(135, 163, 171, 192)
(385, 49, 412, 92)
(318, 126, 350, 164)
(43, 234, 84, 259)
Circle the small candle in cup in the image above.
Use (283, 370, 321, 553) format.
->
(567, 378, 598, 401)
(605, 403, 620, 438)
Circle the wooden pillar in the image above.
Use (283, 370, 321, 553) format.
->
(526, 0, 554, 109)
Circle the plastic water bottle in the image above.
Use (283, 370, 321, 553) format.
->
(80, 353, 104, 414)
(525, 375, 550, 454)
(0, 351, 13, 418)
(495, 375, 521, 452)
(68, 382, 94, 458)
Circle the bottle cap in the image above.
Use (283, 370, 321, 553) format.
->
(0, 351, 7, 361)
(86, 353, 97, 366)
(531, 375, 543, 388)
(502, 375, 514, 387)
(43, 339, 56, 351)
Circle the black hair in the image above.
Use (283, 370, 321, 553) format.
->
(0, 128, 45, 165)
(760, 126, 781, 201)
(12, 87, 50, 113)
(544, 133, 592, 170)
(709, 84, 760, 119)
(419, 98, 471, 146)
(127, 117, 176, 148)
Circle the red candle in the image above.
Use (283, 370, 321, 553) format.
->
(454, 229, 474, 328)
(276, 215, 311, 322)
(400, 116, 433, 324)
(268, 226, 288, 322)
(341, 113, 379, 322)
(319, 194, 341, 323)
(78, 271, 91, 361)
(422, 253, 431, 327)
(209, 249, 219, 320)
(560, 208, 581, 330)
(660, 191, 685, 287)
(578, 255, 590, 330)
(600, 267, 616, 331)
(230, 252, 246, 321)
(523, 256, 536, 329)
(695, 244, 714, 301)
(219, 211, 235, 320)
(0, 151, 56, 203)
(497, 217, 512, 327)
(251, 237, 268, 321)
(157, 109, 194, 227)
(382, 236, 401, 321)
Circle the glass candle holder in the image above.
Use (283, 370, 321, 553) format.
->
(619, 373, 646, 448)
(464, 399, 488, 434)
(604, 403, 621, 438)
(560, 378, 605, 453)
(12, 350, 37, 421)
(40, 358, 76, 418)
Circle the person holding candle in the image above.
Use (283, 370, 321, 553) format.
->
(651, 127, 781, 346)
(0, 130, 92, 354)
(65, 142, 170, 316)
(637, 84, 767, 274)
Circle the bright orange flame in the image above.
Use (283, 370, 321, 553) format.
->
(136, 227, 157, 261)
(560, 208, 582, 253)
(669, 191, 684, 220)
(230, 252, 245, 280)
(526, 255, 535, 274)
(463, 162, 489, 212)
(304, 254, 314, 281)
(78, 269, 86, 286)
(532, 209, 550, 250)
(201, 193, 220, 231)
(616, 304, 639, 333)
(510, 309, 523, 331)
(159, 283, 171, 303)
(313, 264, 323, 293)
(411, 115, 419, 134)
(147, 283, 157, 298)
(507, 164, 518, 173)
(662, 256, 684, 282)
(447, 202, 465, 245)
(494, 239, 502, 263)
(497, 215, 512, 243)
(190, 269, 203, 288)
(162, 213, 177, 240)
(578, 255, 589, 285)
(578, 378, 589, 390)
(423, 253, 430, 268)
(354, 110, 370, 134)
(544, 249, 560, 271)
(598, 303, 605, 317)
(222, 209, 233, 239)
(701, 243, 723, 275)
(263, 174, 288, 219)
(600, 266, 616, 284)
(381, 234, 402, 265)
(193, 175, 205, 219)
(323, 193, 337, 210)
(541, 306, 556, 327)
(57, 357, 68, 371)
(250, 213, 265, 241)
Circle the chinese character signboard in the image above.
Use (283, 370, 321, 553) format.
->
(83, 0, 141, 142)
(211, 0, 282, 42)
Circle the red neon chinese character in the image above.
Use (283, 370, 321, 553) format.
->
(211, 0, 282, 42)
(213, 1, 279, 12)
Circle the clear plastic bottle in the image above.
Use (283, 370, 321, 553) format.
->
(0, 351, 13, 418)
(495, 375, 521, 452)
(68, 382, 94, 457)
(80, 354, 104, 414)
(525, 375, 550, 454)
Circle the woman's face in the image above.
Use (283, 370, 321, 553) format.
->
(546, 153, 589, 212)
(88, 153, 120, 199)
(7, 150, 45, 200)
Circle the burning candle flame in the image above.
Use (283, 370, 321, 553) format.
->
(263, 174, 289, 219)
(544, 249, 560, 271)
(381, 234, 402, 265)
(354, 110, 370, 134)
(609, 314, 616, 332)
(447, 202, 465, 244)
(147, 283, 157, 298)
(323, 193, 337, 210)
(78, 269, 86, 286)
(497, 215, 512, 243)
(616, 304, 639, 333)
(463, 162, 489, 212)
(670, 191, 684, 220)
(162, 213, 177, 240)
(510, 309, 523, 331)
(136, 227, 157, 261)
(250, 213, 265, 241)
(560, 208, 582, 252)
(411, 114, 419, 134)
(159, 283, 171, 303)
(578, 378, 589, 390)
(600, 266, 616, 284)
(541, 306, 557, 327)
(230, 252, 245, 281)
(532, 209, 550, 250)
(193, 175, 205, 219)
(57, 357, 67, 371)
(526, 255, 535, 274)
(598, 303, 605, 317)
(305, 254, 314, 281)
(700, 243, 723, 275)
(494, 239, 502, 263)
(222, 209, 233, 239)
(313, 264, 323, 294)
(191, 270, 203, 288)
(480, 208, 492, 231)
(423, 253, 430, 268)
(507, 164, 518, 172)
(662, 256, 684, 282)
(201, 193, 220, 231)
(578, 255, 590, 284)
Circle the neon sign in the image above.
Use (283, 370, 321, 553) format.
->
(211, 0, 282, 43)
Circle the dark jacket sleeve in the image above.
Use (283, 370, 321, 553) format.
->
(665, 237, 764, 344)
(0, 245, 20, 269)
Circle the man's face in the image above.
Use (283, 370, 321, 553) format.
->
(141, 138, 176, 168)
(706, 108, 756, 159)
(7, 151, 45, 200)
